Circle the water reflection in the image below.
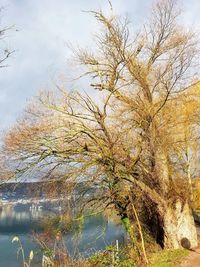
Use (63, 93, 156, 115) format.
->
(0, 203, 126, 267)
(0, 203, 45, 233)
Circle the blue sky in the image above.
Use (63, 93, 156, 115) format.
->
(0, 0, 200, 132)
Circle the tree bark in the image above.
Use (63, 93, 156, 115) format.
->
(163, 201, 197, 249)
(152, 144, 197, 249)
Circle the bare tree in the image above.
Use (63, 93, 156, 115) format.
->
(3, 0, 200, 251)
(0, 7, 14, 68)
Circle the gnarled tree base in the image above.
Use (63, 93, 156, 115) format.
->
(163, 201, 197, 249)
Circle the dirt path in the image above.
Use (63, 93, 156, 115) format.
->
(179, 227, 200, 267)
(179, 248, 200, 267)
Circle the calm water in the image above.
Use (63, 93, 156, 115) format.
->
(0, 203, 126, 267)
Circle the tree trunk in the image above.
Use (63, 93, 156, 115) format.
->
(153, 145, 197, 248)
(163, 200, 197, 249)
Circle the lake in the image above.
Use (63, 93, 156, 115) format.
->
(0, 202, 126, 266)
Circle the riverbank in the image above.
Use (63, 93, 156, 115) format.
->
(76, 225, 200, 266)
(1, 201, 200, 266)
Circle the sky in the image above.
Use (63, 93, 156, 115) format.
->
(0, 0, 200, 133)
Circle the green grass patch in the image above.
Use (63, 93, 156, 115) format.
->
(149, 249, 189, 267)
